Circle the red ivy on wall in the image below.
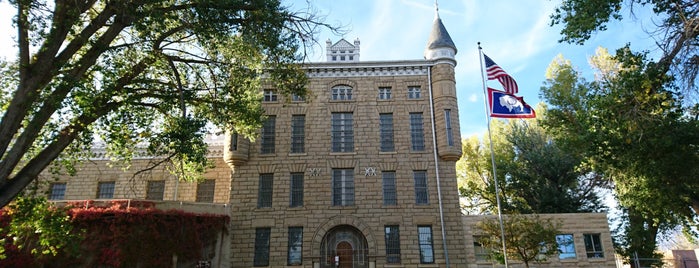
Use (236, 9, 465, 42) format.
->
(1, 200, 229, 267)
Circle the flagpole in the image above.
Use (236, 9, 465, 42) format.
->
(477, 42, 509, 268)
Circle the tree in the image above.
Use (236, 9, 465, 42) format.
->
(0, 0, 338, 208)
(540, 48, 699, 266)
(457, 116, 606, 215)
(477, 214, 561, 268)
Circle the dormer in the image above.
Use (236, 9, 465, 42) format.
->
(326, 38, 360, 62)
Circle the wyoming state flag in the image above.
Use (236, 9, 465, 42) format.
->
(487, 88, 536, 118)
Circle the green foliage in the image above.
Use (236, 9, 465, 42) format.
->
(457, 117, 605, 215)
(0, 0, 338, 207)
(477, 214, 561, 268)
(0, 196, 82, 262)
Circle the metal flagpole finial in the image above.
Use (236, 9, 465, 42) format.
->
(434, 0, 439, 16)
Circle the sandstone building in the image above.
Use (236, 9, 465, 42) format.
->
(37, 9, 618, 268)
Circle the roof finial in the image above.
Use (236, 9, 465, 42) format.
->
(434, 0, 439, 17)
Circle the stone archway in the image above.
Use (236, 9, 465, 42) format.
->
(319, 225, 367, 268)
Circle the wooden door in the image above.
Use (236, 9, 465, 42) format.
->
(336, 241, 353, 268)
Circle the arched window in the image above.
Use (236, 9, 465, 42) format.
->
(320, 225, 368, 268)
(331, 85, 353, 100)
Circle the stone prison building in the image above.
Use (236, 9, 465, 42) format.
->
(39, 10, 617, 268)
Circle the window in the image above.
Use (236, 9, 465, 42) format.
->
(287, 227, 303, 265)
(331, 113, 353, 152)
(584, 233, 604, 258)
(290, 115, 305, 153)
(230, 132, 238, 151)
(146, 181, 165, 200)
(473, 236, 490, 262)
(408, 86, 421, 99)
(331, 85, 352, 100)
(97, 181, 115, 199)
(332, 169, 354, 206)
(263, 89, 277, 102)
(444, 109, 454, 146)
(290, 173, 304, 207)
(414, 170, 429, 204)
(557, 234, 576, 259)
(379, 113, 394, 152)
(49, 183, 66, 200)
(382, 171, 397, 205)
(385, 225, 401, 263)
(258, 174, 273, 208)
(378, 87, 392, 100)
(260, 116, 276, 154)
(254, 228, 271, 266)
(418, 225, 434, 264)
(291, 93, 304, 102)
(410, 113, 425, 151)
(196, 179, 215, 203)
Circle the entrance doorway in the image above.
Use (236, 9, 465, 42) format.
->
(320, 225, 368, 268)
(336, 241, 353, 268)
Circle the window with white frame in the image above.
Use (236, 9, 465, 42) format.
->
(332, 168, 354, 206)
(263, 89, 277, 102)
(557, 234, 576, 259)
(331, 85, 352, 100)
(291, 93, 305, 102)
(584, 233, 604, 258)
(378, 87, 392, 100)
(408, 86, 421, 99)
(331, 112, 353, 152)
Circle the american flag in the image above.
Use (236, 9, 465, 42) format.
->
(484, 54, 519, 94)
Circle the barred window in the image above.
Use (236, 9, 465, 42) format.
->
(332, 169, 354, 206)
(408, 86, 421, 99)
(287, 227, 303, 265)
(253, 228, 271, 266)
(331, 85, 352, 100)
(418, 225, 434, 264)
(230, 132, 238, 151)
(474, 236, 490, 262)
(97, 181, 115, 199)
(410, 113, 425, 151)
(290, 115, 305, 153)
(258, 174, 273, 208)
(331, 113, 353, 152)
(261, 116, 276, 154)
(196, 179, 215, 203)
(49, 183, 66, 200)
(379, 113, 395, 152)
(378, 87, 392, 100)
(584, 233, 604, 258)
(382, 171, 397, 205)
(385, 225, 401, 263)
(290, 173, 304, 207)
(146, 181, 165, 200)
(445, 109, 454, 146)
(414, 171, 429, 204)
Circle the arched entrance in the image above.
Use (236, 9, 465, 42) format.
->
(320, 225, 368, 268)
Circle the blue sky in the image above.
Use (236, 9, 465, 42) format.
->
(0, 0, 660, 137)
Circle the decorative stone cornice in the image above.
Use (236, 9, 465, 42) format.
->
(303, 60, 433, 78)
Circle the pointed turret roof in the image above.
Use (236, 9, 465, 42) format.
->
(425, 13, 457, 53)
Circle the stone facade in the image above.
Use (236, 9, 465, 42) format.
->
(463, 213, 617, 268)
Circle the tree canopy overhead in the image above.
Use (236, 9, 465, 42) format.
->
(0, 0, 338, 207)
